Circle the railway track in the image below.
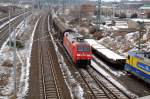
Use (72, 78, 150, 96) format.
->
(26, 11, 71, 99)
(39, 42, 61, 99)
(38, 15, 61, 99)
(79, 66, 133, 99)
(0, 11, 25, 25)
(0, 12, 30, 48)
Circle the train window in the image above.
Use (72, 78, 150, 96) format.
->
(77, 46, 90, 52)
(84, 46, 90, 52)
(77, 46, 83, 52)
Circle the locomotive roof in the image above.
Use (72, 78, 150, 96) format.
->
(65, 32, 87, 44)
(128, 51, 150, 64)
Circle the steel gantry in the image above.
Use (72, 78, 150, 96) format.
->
(97, 0, 101, 32)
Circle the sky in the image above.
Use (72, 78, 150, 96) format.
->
(90, 0, 141, 1)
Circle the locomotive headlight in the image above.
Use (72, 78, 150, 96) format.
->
(87, 54, 91, 57)
(77, 54, 81, 56)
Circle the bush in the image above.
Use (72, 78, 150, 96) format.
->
(7, 40, 24, 49)
(119, 13, 126, 19)
(115, 13, 119, 17)
(89, 26, 97, 34)
(111, 20, 116, 26)
(131, 13, 138, 18)
(2, 60, 12, 67)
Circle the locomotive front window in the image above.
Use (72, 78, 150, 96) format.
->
(77, 46, 84, 52)
(84, 47, 90, 52)
(77, 46, 90, 52)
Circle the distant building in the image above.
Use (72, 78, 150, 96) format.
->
(121, 0, 128, 2)
(80, 4, 96, 15)
(140, 4, 150, 11)
(139, 4, 150, 18)
(142, 0, 150, 3)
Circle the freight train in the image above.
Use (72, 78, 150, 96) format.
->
(52, 11, 92, 66)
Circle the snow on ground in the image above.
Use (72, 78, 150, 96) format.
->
(17, 16, 40, 99)
(0, 20, 26, 98)
(91, 60, 138, 98)
(93, 55, 126, 77)
(48, 16, 84, 99)
(0, 12, 40, 99)
(98, 30, 150, 56)
(97, 18, 150, 56)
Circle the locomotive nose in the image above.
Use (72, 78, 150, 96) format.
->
(77, 53, 92, 59)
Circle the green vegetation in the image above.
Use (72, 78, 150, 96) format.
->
(7, 40, 24, 49)
(131, 13, 138, 18)
(119, 13, 126, 19)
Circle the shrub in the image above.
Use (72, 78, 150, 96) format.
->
(119, 13, 126, 19)
(7, 40, 24, 49)
(131, 13, 137, 18)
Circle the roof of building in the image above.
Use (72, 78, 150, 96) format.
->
(140, 4, 150, 10)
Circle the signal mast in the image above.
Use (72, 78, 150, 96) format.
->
(96, 0, 101, 32)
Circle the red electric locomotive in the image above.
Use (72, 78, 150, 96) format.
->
(63, 32, 92, 65)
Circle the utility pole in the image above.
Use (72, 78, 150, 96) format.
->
(23, 4, 26, 28)
(137, 21, 145, 51)
(32, 0, 34, 15)
(97, 0, 101, 32)
(9, 5, 11, 47)
(77, 0, 81, 32)
(13, 27, 17, 95)
(63, 0, 65, 13)
(57, 0, 59, 8)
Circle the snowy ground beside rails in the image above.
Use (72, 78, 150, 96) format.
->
(0, 13, 39, 99)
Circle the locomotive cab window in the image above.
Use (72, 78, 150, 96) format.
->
(84, 46, 90, 52)
(77, 46, 90, 52)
